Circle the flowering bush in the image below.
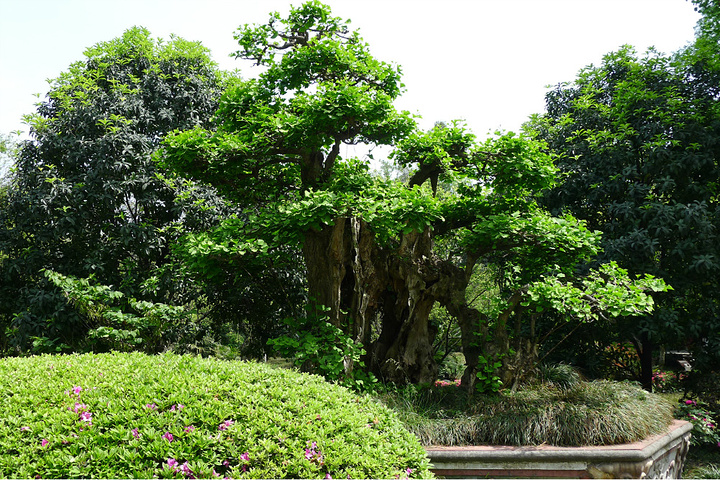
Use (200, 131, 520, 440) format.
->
(434, 379, 461, 388)
(0, 352, 432, 478)
(652, 369, 686, 393)
(676, 399, 720, 449)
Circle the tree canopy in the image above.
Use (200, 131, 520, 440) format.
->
(530, 6, 720, 384)
(0, 27, 230, 352)
(160, 1, 667, 389)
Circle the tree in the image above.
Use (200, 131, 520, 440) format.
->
(530, 14, 720, 387)
(161, 1, 667, 388)
(0, 132, 19, 187)
(0, 28, 233, 352)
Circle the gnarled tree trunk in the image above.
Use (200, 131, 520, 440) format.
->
(368, 228, 440, 384)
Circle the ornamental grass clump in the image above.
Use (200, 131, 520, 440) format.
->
(0, 352, 432, 479)
(382, 379, 674, 447)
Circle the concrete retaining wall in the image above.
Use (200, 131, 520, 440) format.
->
(425, 419, 692, 479)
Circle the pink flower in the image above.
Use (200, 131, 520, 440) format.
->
(41, 439, 49, 447)
(78, 411, 92, 426)
(406, 468, 414, 475)
(325, 475, 333, 479)
(304, 442, 323, 464)
(179, 462, 193, 476)
(20, 426, 30, 432)
(240, 452, 250, 462)
(218, 419, 234, 431)
(72, 386, 82, 395)
(162, 432, 174, 443)
(145, 403, 158, 411)
(170, 404, 185, 412)
(167, 458, 178, 469)
(685, 400, 696, 405)
(131, 428, 141, 439)
(184, 425, 196, 433)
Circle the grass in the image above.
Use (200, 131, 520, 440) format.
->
(683, 446, 720, 479)
(378, 379, 675, 447)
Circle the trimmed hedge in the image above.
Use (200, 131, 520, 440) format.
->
(0, 352, 432, 479)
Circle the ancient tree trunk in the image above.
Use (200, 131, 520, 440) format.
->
(369, 228, 440, 384)
(451, 304, 487, 391)
(301, 216, 387, 377)
(347, 217, 386, 347)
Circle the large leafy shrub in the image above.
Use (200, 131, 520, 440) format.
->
(0, 353, 432, 479)
(268, 307, 377, 393)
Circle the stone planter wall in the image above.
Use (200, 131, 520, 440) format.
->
(425, 419, 692, 479)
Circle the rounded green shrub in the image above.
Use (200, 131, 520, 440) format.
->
(0, 352, 432, 479)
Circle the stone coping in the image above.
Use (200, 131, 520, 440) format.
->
(425, 419, 692, 463)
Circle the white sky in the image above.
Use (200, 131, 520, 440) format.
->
(0, 0, 701, 147)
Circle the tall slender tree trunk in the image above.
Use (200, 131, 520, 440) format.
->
(633, 333, 654, 392)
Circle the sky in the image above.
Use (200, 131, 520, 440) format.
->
(0, 0, 702, 148)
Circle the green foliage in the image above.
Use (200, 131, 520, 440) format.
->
(676, 399, 720, 448)
(436, 352, 465, 381)
(268, 307, 377, 393)
(532, 33, 720, 375)
(537, 363, 583, 391)
(692, 0, 720, 39)
(474, 356, 503, 394)
(0, 27, 229, 353)
(161, 1, 415, 202)
(382, 380, 674, 447)
(526, 262, 668, 322)
(684, 446, 720, 479)
(44, 270, 204, 354)
(0, 352, 432, 479)
(686, 462, 720, 480)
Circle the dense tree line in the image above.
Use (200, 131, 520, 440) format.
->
(0, 1, 716, 392)
(530, 0, 720, 387)
(0, 28, 302, 356)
